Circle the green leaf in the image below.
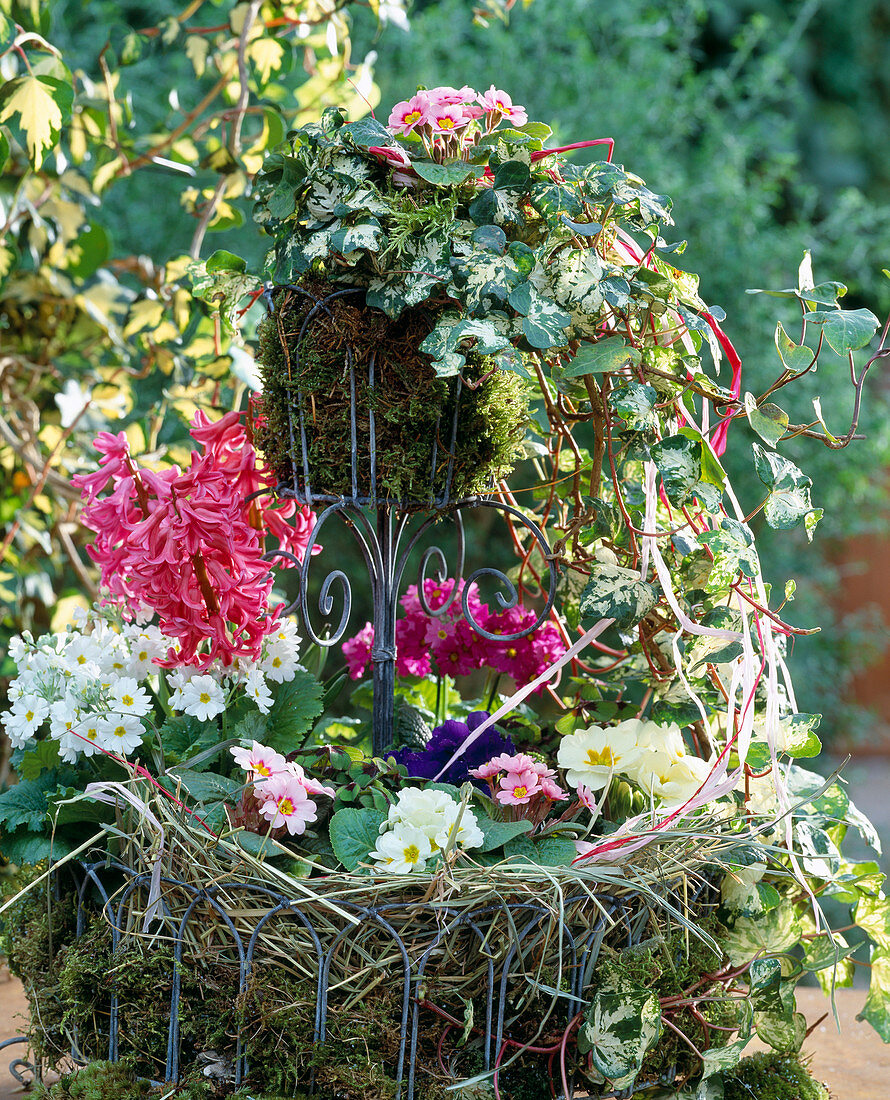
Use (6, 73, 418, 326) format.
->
(855, 895, 890, 951)
(806, 307, 880, 353)
(0, 829, 72, 866)
(159, 715, 223, 771)
(563, 336, 642, 377)
(493, 159, 531, 191)
(747, 281, 847, 309)
(206, 249, 247, 273)
(338, 116, 395, 147)
(578, 564, 659, 630)
(328, 806, 388, 871)
(0, 773, 57, 832)
(857, 947, 890, 1041)
(471, 224, 507, 254)
(167, 770, 243, 805)
(476, 816, 533, 853)
(611, 382, 658, 431)
(774, 322, 813, 372)
(501, 834, 577, 866)
(18, 739, 61, 781)
(651, 434, 701, 505)
(264, 670, 324, 754)
(413, 160, 478, 186)
(0, 129, 8, 172)
(744, 393, 789, 448)
(752, 443, 817, 531)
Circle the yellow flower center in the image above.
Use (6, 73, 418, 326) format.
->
(404, 109, 422, 125)
(113, 725, 126, 737)
(272, 657, 282, 667)
(506, 647, 517, 658)
(403, 844, 420, 863)
(437, 116, 455, 129)
(437, 629, 448, 639)
(25, 710, 34, 722)
(138, 650, 148, 661)
(586, 747, 614, 767)
(199, 692, 211, 703)
(122, 694, 134, 707)
(513, 785, 528, 799)
(255, 762, 271, 776)
(279, 797, 295, 816)
(86, 729, 98, 741)
(77, 655, 87, 664)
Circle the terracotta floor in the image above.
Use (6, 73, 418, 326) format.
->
(0, 975, 886, 1098)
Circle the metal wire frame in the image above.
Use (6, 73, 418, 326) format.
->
(260, 282, 559, 756)
(18, 861, 714, 1099)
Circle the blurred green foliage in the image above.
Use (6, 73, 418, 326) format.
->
(358, 0, 890, 737)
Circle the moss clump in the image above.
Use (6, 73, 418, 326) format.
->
(254, 281, 529, 505)
(723, 1051, 830, 1100)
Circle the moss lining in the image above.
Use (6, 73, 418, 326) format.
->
(722, 1050, 831, 1100)
(254, 281, 528, 505)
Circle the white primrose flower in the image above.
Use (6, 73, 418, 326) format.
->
(371, 825, 433, 874)
(125, 624, 172, 677)
(48, 697, 82, 742)
(1, 696, 50, 748)
(108, 676, 152, 718)
(387, 788, 456, 842)
(434, 807, 484, 852)
(99, 713, 146, 756)
(76, 712, 109, 758)
(243, 669, 273, 714)
(633, 720, 686, 759)
(625, 750, 713, 807)
(175, 675, 226, 721)
(556, 720, 645, 791)
(260, 640, 301, 684)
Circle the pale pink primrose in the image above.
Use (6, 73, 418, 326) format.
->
(287, 761, 335, 799)
(477, 86, 528, 126)
(387, 93, 429, 134)
(230, 740, 287, 780)
(496, 768, 541, 806)
(255, 773, 318, 836)
(425, 104, 468, 133)
(539, 775, 568, 801)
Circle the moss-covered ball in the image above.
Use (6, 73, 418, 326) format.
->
(723, 1050, 831, 1100)
(254, 281, 529, 506)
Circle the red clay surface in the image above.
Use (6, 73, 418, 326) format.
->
(0, 974, 886, 1098)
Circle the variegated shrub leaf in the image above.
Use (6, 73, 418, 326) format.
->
(581, 980, 662, 1086)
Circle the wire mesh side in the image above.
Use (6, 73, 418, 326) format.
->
(44, 862, 717, 1099)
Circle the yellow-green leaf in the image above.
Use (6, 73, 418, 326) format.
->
(0, 75, 70, 168)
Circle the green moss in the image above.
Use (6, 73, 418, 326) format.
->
(31, 1059, 153, 1099)
(254, 281, 528, 505)
(723, 1051, 830, 1100)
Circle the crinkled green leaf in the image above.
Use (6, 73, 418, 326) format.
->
(328, 806, 388, 871)
(501, 834, 577, 866)
(475, 816, 533, 853)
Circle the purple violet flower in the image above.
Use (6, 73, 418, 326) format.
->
(390, 711, 515, 786)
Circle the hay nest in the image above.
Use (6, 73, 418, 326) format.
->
(8, 792, 733, 1099)
(254, 281, 529, 506)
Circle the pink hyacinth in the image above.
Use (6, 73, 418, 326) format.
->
(73, 413, 315, 667)
(496, 768, 541, 805)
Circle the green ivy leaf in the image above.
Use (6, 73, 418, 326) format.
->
(857, 947, 890, 1041)
(493, 159, 531, 191)
(752, 443, 818, 533)
(475, 816, 533, 853)
(563, 336, 641, 377)
(412, 160, 479, 186)
(806, 307, 880, 353)
(578, 564, 659, 630)
(328, 806, 388, 871)
(337, 116, 395, 147)
(744, 393, 789, 448)
(774, 322, 813, 372)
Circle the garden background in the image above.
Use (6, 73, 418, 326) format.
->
(2, 0, 890, 762)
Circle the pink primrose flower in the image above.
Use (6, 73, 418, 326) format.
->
(496, 768, 541, 805)
(431, 617, 482, 677)
(429, 85, 477, 105)
(425, 103, 469, 134)
(388, 93, 429, 134)
(539, 775, 568, 802)
(231, 740, 287, 780)
(577, 784, 599, 812)
(477, 86, 528, 126)
(254, 773, 318, 836)
(288, 761, 335, 799)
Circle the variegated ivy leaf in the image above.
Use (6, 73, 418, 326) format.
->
(610, 381, 658, 431)
(722, 905, 801, 967)
(468, 186, 527, 230)
(858, 948, 890, 1042)
(367, 235, 451, 318)
(528, 179, 585, 223)
(581, 981, 662, 1086)
(552, 248, 606, 322)
(329, 218, 384, 256)
(507, 282, 571, 349)
(578, 564, 658, 630)
(419, 314, 513, 376)
(609, 178, 674, 228)
(698, 518, 760, 593)
(650, 434, 702, 505)
(751, 443, 820, 536)
(450, 245, 524, 316)
(275, 227, 334, 280)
